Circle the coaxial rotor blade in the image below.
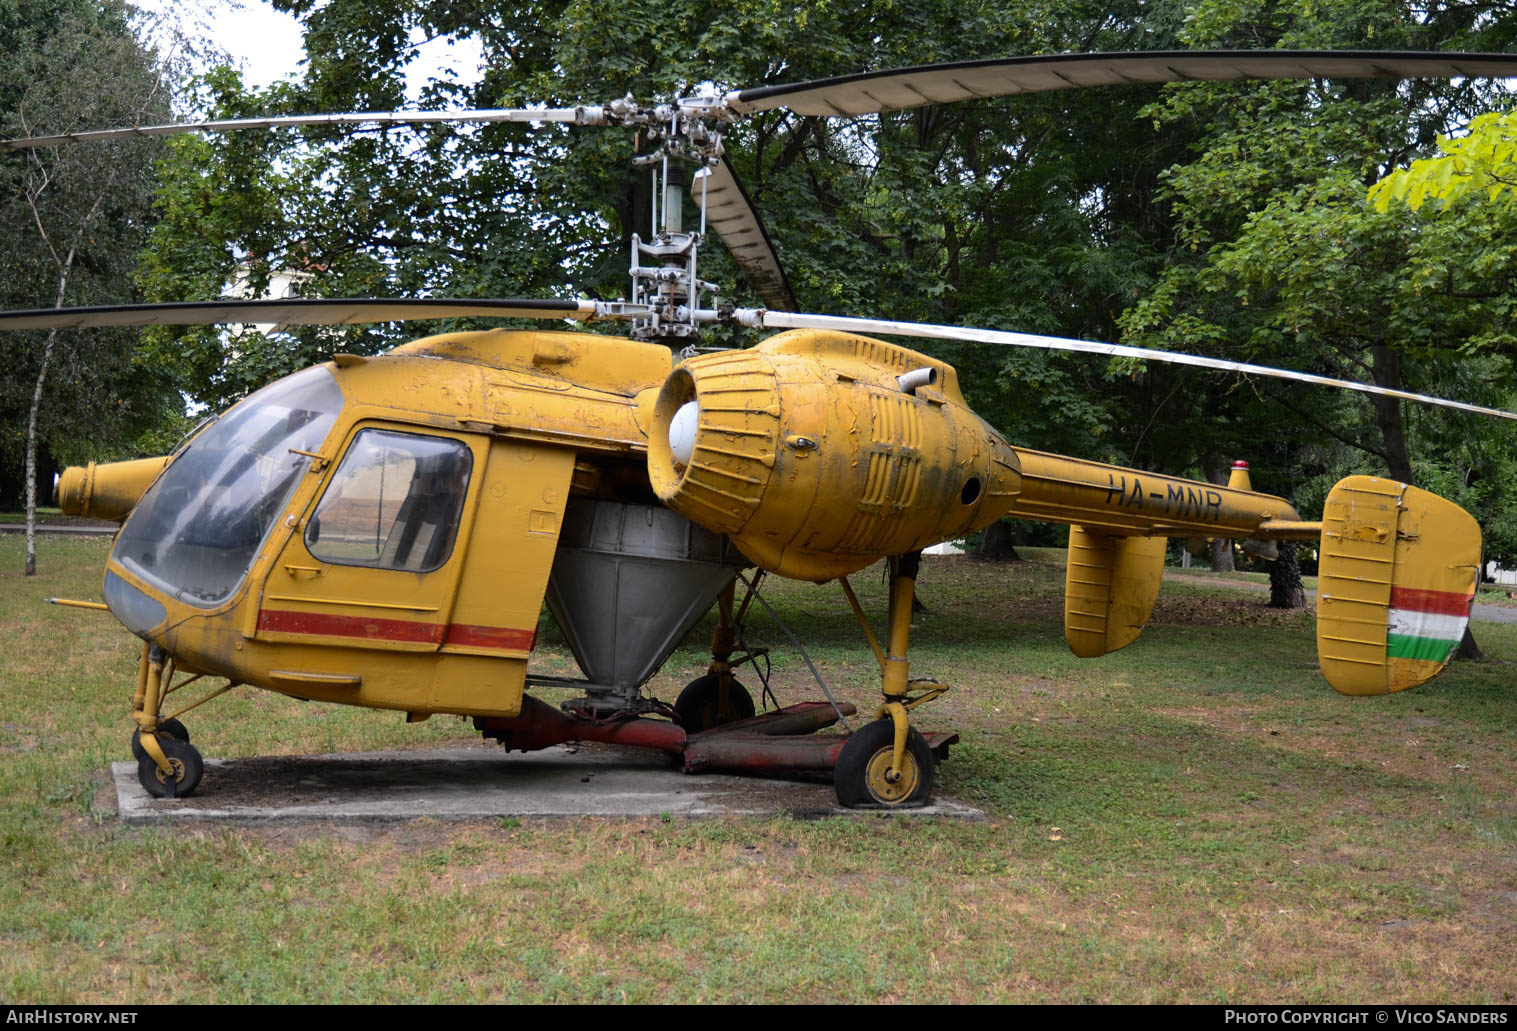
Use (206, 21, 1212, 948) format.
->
(0, 297, 596, 330)
(727, 50, 1517, 117)
(695, 158, 797, 312)
(727, 309, 1517, 421)
(0, 107, 601, 150)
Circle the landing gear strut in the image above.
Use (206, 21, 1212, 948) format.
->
(832, 551, 949, 809)
(674, 580, 757, 731)
(127, 642, 231, 799)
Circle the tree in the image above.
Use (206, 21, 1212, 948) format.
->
(1, 1, 181, 574)
(1117, 0, 1517, 609)
(976, 520, 1021, 562)
(1269, 543, 1308, 609)
(1370, 110, 1517, 212)
(1367, 102, 1517, 655)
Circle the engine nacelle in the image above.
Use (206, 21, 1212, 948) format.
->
(648, 329, 1022, 581)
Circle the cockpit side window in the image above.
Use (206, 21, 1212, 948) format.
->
(305, 429, 473, 573)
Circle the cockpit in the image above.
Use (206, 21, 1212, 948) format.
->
(109, 366, 345, 612)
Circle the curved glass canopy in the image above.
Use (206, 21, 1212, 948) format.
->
(111, 367, 345, 608)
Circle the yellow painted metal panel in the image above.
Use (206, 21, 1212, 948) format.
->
(390, 328, 671, 397)
(1317, 476, 1481, 696)
(432, 439, 576, 716)
(55, 456, 170, 520)
(1064, 527, 1166, 658)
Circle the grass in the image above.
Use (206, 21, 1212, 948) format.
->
(0, 507, 61, 524)
(1, 535, 1514, 1003)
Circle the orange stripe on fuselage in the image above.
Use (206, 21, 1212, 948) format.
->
(257, 609, 535, 651)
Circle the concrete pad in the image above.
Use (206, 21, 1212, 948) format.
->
(111, 744, 984, 824)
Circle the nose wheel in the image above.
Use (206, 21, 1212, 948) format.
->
(128, 645, 222, 799)
(136, 736, 204, 799)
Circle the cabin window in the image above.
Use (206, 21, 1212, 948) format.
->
(112, 365, 344, 608)
(306, 429, 473, 573)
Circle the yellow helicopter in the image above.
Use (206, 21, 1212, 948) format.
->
(3, 50, 1512, 809)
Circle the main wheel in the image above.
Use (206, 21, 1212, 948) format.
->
(834, 718, 934, 809)
(673, 673, 755, 732)
(136, 737, 204, 799)
(129, 717, 189, 761)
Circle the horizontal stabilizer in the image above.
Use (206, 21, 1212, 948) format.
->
(1065, 527, 1166, 658)
(1317, 477, 1481, 696)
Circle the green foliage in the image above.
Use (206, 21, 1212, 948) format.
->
(1363, 109, 1517, 563)
(0, 1, 183, 472)
(131, 0, 1517, 560)
(1370, 110, 1517, 212)
(1117, 0, 1517, 544)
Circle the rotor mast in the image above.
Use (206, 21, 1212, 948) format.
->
(625, 102, 727, 344)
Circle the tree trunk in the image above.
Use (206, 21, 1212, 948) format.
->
(21, 176, 94, 576)
(1209, 537, 1235, 573)
(976, 519, 1021, 561)
(1268, 541, 1307, 609)
(1454, 626, 1483, 662)
(1201, 458, 1234, 572)
(23, 330, 59, 577)
(1368, 344, 1416, 483)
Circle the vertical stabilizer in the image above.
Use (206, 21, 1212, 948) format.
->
(1064, 527, 1167, 658)
(1317, 476, 1481, 696)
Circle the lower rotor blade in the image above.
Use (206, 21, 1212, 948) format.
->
(695, 158, 797, 312)
(738, 309, 1517, 421)
(0, 108, 596, 150)
(0, 298, 597, 331)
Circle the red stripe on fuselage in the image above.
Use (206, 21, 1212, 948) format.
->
(1389, 586, 1474, 618)
(443, 622, 537, 650)
(257, 609, 534, 651)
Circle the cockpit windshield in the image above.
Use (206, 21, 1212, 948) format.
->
(113, 366, 345, 608)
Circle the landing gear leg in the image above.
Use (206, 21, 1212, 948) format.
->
(131, 644, 204, 799)
(674, 579, 755, 730)
(834, 552, 940, 809)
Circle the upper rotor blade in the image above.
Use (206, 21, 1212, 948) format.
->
(0, 298, 595, 331)
(734, 309, 1517, 421)
(0, 107, 596, 150)
(696, 158, 797, 312)
(727, 50, 1517, 117)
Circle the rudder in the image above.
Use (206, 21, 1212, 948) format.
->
(1317, 476, 1481, 696)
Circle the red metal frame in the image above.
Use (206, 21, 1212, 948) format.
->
(478, 697, 958, 778)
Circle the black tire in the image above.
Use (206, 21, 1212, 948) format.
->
(673, 673, 755, 732)
(834, 718, 934, 809)
(136, 737, 204, 799)
(129, 717, 189, 762)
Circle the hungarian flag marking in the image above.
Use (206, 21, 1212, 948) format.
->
(1386, 587, 1473, 664)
